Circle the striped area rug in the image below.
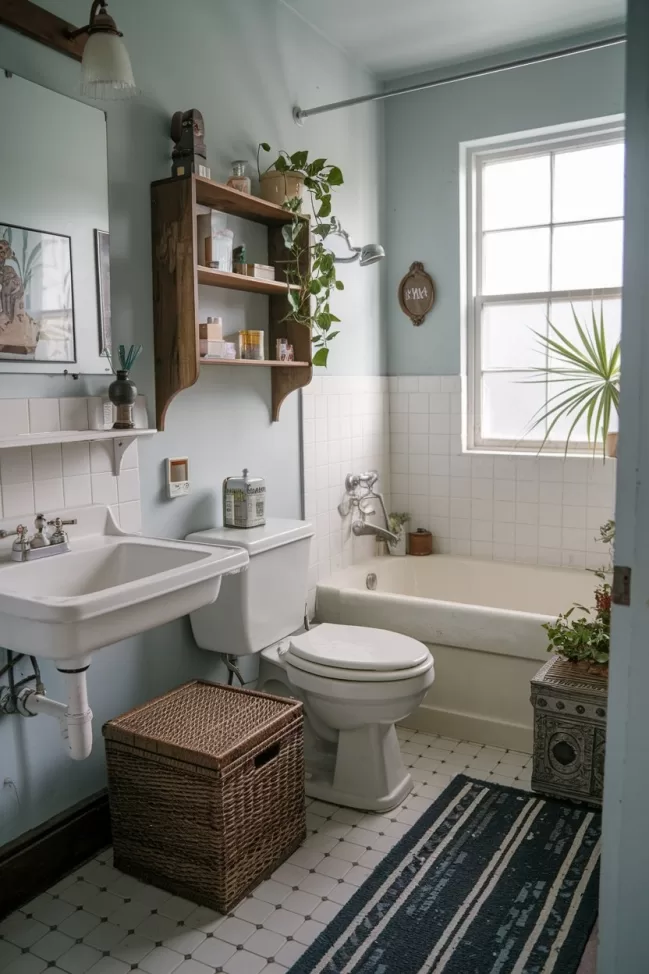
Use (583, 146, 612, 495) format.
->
(288, 776, 600, 974)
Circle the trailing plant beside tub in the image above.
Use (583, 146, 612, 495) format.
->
(258, 144, 345, 367)
(542, 521, 614, 668)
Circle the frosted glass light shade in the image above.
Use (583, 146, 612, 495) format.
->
(80, 31, 137, 99)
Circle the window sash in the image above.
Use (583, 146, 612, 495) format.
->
(466, 122, 624, 453)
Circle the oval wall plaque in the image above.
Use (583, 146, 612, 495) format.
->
(398, 261, 435, 326)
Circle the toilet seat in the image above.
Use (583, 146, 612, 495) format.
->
(288, 623, 430, 679)
(284, 650, 433, 683)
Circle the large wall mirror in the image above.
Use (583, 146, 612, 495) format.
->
(0, 70, 111, 374)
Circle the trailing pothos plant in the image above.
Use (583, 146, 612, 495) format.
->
(258, 144, 344, 368)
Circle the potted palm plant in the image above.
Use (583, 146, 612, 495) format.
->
(525, 304, 620, 457)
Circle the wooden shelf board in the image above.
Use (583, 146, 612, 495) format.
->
(201, 359, 309, 368)
(150, 174, 306, 227)
(197, 266, 298, 295)
(193, 176, 302, 226)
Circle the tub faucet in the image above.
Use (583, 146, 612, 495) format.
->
(342, 469, 399, 544)
(352, 520, 399, 544)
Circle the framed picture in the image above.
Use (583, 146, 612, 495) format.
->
(0, 222, 75, 362)
(94, 229, 111, 356)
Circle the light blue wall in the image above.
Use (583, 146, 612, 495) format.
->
(384, 43, 626, 376)
(0, 0, 383, 846)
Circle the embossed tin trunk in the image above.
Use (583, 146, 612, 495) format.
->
(531, 656, 608, 807)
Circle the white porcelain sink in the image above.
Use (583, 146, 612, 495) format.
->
(0, 505, 248, 661)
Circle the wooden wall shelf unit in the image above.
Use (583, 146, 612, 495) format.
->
(151, 174, 312, 430)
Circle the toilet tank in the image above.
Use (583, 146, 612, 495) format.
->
(186, 519, 313, 656)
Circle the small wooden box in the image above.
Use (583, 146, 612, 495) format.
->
(530, 656, 608, 806)
(104, 681, 305, 913)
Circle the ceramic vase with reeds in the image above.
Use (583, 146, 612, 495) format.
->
(108, 345, 142, 429)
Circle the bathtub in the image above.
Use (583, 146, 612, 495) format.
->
(316, 555, 597, 752)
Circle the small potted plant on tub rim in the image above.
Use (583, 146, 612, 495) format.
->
(387, 512, 410, 557)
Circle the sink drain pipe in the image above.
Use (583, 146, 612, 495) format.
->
(15, 659, 93, 760)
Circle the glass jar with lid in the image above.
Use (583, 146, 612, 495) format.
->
(227, 161, 251, 194)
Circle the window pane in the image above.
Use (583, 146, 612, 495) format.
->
(552, 219, 623, 291)
(482, 371, 547, 442)
(483, 228, 550, 294)
(482, 301, 548, 369)
(482, 154, 551, 230)
(553, 142, 625, 223)
(547, 297, 622, 369)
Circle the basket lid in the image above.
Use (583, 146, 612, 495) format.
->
(102, 680, 302, 770)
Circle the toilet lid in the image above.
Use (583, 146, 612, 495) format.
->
(288, 623, 429, 672)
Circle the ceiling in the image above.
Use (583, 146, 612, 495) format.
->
(281, 0, 625, 79)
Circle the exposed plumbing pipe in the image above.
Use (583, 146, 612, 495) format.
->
(16, 665, 93, 761)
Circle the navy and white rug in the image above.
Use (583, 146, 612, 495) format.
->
(289, 775, 600, 974)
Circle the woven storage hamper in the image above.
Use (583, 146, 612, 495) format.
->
(103, 680, 305, 913)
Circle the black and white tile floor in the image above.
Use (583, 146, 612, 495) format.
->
(0, 730, 532, 974)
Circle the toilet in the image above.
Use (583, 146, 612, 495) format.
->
(186, 519, 435, 811)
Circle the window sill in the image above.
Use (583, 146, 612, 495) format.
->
(464, 446, 615, 460)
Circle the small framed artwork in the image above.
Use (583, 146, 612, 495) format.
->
(398, 261, 435, 326)
(0, 222, 75, 361)
(94, 229, 111, 356)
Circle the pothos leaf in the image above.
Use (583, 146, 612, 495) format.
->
(313, 348, 329, 367)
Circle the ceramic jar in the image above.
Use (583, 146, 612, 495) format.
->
(108, 370, 137, 429)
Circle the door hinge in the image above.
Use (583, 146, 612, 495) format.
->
(612, 565, 632, 606)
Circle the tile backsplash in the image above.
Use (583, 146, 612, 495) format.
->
(303, 376, 390, 613)
(299, 374, 617, 596)
(388, 376, 616, 570)
(0, 397, 144, 531)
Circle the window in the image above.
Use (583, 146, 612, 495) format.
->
(465, 122, 625, 452)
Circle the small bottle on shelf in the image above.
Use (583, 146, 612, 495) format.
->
(227, 161, 251, 194)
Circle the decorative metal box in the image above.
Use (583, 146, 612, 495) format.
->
(531, 656, 608, 807)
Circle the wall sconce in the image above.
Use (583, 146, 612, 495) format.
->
(0, 0, 136, 99)
(330, 218, 386, 266)
(67, 0, 136, 99)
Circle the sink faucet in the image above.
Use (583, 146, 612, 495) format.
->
(1, 514, 78, 562)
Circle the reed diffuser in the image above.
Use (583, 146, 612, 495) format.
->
(108, 344, 143, 430)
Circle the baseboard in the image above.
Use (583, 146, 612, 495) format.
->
(400, 704, 534, 753)
(0, 791, 111, 919)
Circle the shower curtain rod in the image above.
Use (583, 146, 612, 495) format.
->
(293, 34, 626, 123)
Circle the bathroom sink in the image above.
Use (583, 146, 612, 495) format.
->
(0, 505, 248, 661)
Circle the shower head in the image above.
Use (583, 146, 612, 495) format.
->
(359, 244, 385, 266)
(330, 219, 386, 266)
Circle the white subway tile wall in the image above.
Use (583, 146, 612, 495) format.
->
(303, 377, 390, 613)
(0, 398, 142, 530)
(389, 376, 616, 569)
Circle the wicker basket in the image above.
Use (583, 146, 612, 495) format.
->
(103, 680, 305, 913)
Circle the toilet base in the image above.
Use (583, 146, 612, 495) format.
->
(306, 768, 413, 812)
(306, 722, 413, 812)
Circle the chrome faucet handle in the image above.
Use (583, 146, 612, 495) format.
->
(8, 524, 30, 560)
(0, 524, 25, 540)
(47, 516, 77, 546)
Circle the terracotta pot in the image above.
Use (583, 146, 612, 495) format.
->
(259, 170, 305, 205)
(606, 431, 618, 458)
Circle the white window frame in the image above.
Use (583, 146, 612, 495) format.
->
(462, 117, 625, 455)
